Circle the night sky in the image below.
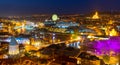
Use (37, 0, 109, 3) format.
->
(0, 0, 120, 16)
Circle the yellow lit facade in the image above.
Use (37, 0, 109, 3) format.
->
(109, 29, 118, 36)
(25, 45, 38, 52)
(92, 11, 100, 19)
(108, 20, 113, 24)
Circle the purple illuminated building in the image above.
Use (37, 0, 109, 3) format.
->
(90, 36, 120, 55)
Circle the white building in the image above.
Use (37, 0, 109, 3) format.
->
(9, 36, 19, 55)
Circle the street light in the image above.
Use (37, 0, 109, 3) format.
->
(52, 33, 55, 44)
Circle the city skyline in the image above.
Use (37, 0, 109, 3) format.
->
(0, 1, 120, 64)
(0, 0, 120, 16)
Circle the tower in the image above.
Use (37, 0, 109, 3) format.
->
(9, 36, 19, 55)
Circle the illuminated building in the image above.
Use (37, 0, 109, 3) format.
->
(54, 21, 79, 28)
(109, 29, 118, 36)
(44, 21, 56, 26)
(91, 36, 120, 65)
(32, 40, 41, 49)
(79, 27, 96, 35)
(9, 36, 19, 55)
(91, 36, 120, 55)
(68, 41, 80, 49)
(92, 11, 100, 19)
(108, 20, 113, 24)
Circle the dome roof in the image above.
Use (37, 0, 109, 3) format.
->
(9, 36, 18, 45)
